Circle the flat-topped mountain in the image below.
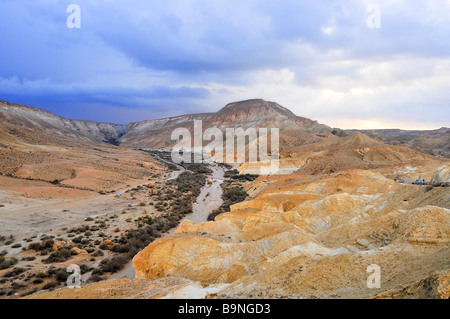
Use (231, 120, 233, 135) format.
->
(119, 99, 331, 148)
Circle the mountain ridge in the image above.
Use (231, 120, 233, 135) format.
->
(0, 99, 448, 156)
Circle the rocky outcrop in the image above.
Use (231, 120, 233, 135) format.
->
(374, 270, 450, 299)
(133, 168, 450, 298)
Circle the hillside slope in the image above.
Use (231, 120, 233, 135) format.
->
(119, 99, 331, 150)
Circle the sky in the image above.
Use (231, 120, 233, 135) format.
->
(0, 0, 449, 129)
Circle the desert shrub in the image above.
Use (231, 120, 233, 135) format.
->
(230, 173, 259, 181)
(0, 257, 18, 270)
(72, 236, 83, 244)
(28, 242, 43, 251)
(42, 239, 54, 248)
(207, 208, 225, 222)
(99, 243, 109, 250)
(11, 282, 26, 290)
(68, 225, 90, 234)
(224, 169, 239, 178)
(207, 182, 247, 221)
(91, 268, 104, 275)
(32, 278, 44, 284)
(42, 248, 71, 263)
(87, 274, 105, 283)
(28, 239, 54, 251)
(111, 244, 130, 253)
(11, 243, 21, 248)
(79, 264, 92, 274)
(3, 267, 25, 277)
(168, 220, 178, 228)
(43, 281, 59, 290)
(55, 270, 69, 282)
(20, 288, 38, 297)
(46, 267, 59, 276)
(143, 216, 153, 225)
(35, 271, 47, 279)
(21, 256, 36, 261)
(99, 256, 128, 273)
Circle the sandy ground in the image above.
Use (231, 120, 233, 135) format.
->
(113, 164, 225, 279)
(0, 176, 171, 238)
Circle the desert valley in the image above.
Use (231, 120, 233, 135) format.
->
(0, 98, 448, 299)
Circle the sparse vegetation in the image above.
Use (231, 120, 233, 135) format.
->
(208, 180, 248, 221)
(0, 257, 18, 270)
(42, 281, 59, 290)
(42, 248, 72, 264)
(3, 267, 25, 277)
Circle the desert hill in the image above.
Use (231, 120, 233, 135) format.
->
(118, 99, 331, 149)
(345, 127, 450, 158)
(131, 169, 449, 299)
(0, 100, 164, 194)
(240, 130, 440, 176)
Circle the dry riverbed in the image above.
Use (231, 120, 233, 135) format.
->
(0, 156, 230, 298)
